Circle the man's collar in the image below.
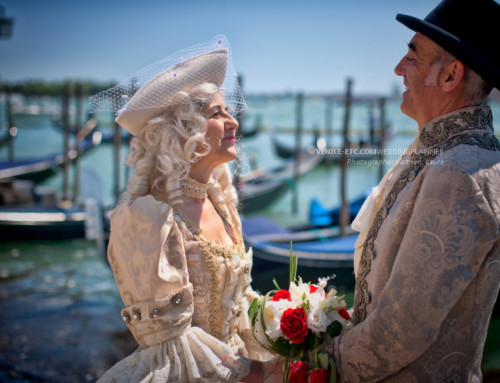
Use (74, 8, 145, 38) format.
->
(419, 106, 493, 147)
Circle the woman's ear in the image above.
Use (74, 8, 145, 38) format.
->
(441, 60, 466, 92)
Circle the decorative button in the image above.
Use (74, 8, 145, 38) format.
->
(150, 309, 161, 319)
(172, 293, 182, 305)
(244, 265, 250, 274)
(132, 310, 141, 320)
(122, 312, 131, 323)
(369, 248, 376, 259)
(236, 309, 242, 317)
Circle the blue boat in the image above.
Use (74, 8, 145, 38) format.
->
(308, 188, 372, 227)
(242, 215, 358, 269)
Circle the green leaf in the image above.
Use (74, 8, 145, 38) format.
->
(318, 352, 330, 370)
(289, 241, 298, 283)
(327, 321, 343, 338)
(272, 278, 280, 290)
(330, 359, 337, 383)
(248, 298, 259, 324)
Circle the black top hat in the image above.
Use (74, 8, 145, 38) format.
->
(396, 0, 500, 90)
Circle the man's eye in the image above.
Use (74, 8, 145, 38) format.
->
(211, 112, 221, 118)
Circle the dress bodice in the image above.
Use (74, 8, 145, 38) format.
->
(175, 214, 254, 354)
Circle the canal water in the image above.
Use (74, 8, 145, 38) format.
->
(1, 95, 499, 381)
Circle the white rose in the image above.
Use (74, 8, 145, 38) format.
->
(307, 306, 332, 335)
(262, 299, 292, 341)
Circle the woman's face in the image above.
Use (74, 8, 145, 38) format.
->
(200, 93, 239, 167)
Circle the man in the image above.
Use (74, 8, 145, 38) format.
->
(323, 0, 500, 381)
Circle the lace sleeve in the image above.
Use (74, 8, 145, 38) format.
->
(329, 161, 499, 383)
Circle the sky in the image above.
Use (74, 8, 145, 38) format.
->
(0, 0, 442, 95)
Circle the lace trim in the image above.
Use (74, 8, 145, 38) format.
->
(173, 201, 245, 340)
(180, 177, 210, 199)
(353, 114, 500, 324)
(195, 235, 245, 340)
(420, 107, 493, 147)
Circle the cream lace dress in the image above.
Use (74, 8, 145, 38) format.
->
(98, 191, 273, 382)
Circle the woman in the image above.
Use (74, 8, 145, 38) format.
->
(91, 37, 280, 382)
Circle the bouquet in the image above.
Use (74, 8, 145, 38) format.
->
(248, 244, 351, 383)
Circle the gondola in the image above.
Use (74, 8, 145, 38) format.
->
(238, 151, 322, 213)
(242, 215, 358, 291)
(0, 133, 101, 182)
(0, 205, 87, 241)
(272, 135, 381, 165)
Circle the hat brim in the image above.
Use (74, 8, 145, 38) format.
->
(116, 48, 228, 136)
(396, 13, 500, 89)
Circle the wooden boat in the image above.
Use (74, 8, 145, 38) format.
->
(272, 135, 382, 165)
(238, 151, 322, 213)
(271, 135, 318, 159)
(0, 133, 101, 182)
(0, 205, 87, 241)
(242, 215, 358, 291)
(99, 129, 132, 144)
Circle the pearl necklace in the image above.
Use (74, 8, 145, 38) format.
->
(180, 177, 209, 199)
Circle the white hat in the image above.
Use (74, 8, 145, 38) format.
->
(115, 49, 228, 136)
(88, 35, 246, 136)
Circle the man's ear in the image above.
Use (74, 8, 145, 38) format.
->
(441, 60, 466, 92)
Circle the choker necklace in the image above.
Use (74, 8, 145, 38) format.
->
(180, 177, 209, 199)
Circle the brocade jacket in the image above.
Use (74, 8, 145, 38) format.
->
(326, 106, 500, 382)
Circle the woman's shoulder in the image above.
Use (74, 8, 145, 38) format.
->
(110, 195, 175, 227)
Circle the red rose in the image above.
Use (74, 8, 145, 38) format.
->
(280, 307, 308, 344)
(272, 289, 291, 301)
(338, 307, 350, 320)
(288, 361, 309, 383)
(310, 368, 329, 383)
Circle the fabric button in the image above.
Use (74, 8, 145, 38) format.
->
(150, 309, 161, 319)
(172, 293, 182, 305)
(132, 310, 141, 320)
(122, 312, 131, 323)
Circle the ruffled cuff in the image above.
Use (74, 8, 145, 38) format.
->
(98, 326, 251, 383)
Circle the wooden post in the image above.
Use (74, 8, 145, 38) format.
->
(377, 97, 387, 181)
(324, 95, 334, 165)
(325, 95, 334, 149)
(292, 92, 304, 215)
(72, 83, 83, 202)
(340, 78, 353, 235)
(5, 86, 15, 161)
(62, 82, 71, 203)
